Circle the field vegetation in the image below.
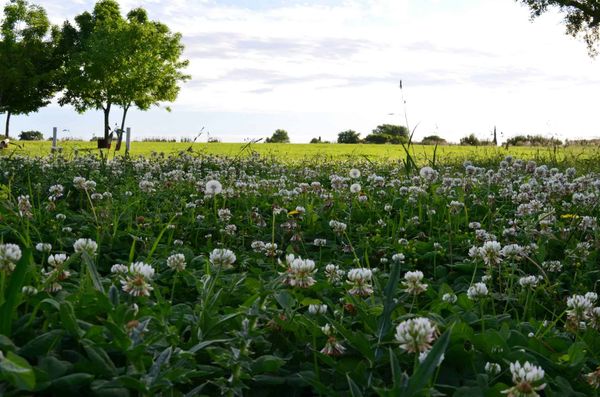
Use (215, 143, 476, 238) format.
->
(1, 148, 600, 395)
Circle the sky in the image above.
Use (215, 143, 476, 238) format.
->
(2, 0, 600, 143)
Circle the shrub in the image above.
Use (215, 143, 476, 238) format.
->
(420, 135, 447, 145)
(337, 130, 360, 144)
(266, 129, 290, 143)
(18, 130, 44, 141)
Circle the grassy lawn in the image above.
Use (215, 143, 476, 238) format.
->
(3, 140, 598, 165)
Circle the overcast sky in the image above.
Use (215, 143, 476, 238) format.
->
(2, 0, 600, 143)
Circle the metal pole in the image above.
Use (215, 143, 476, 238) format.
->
(51, 127, 57, 152)
(125, 127, 131, 154)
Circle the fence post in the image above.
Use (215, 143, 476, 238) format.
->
(125, 127, 131, 154)
(51, 127, 58, 152)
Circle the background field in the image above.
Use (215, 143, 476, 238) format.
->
(3, 140, 600, 169)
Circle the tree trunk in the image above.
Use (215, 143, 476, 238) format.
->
(103, 103, 111, 140)
(5, 111, 11, 138)
(120, 104, 130, 133)
(116, 104, 130, 151)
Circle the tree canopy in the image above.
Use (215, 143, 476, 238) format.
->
(58, 0, 189, 141)
(0, 0, 58, 137)
(519, 0, 600, 56)
(337, 130, 361, 144)
(266, 129, 290, 143)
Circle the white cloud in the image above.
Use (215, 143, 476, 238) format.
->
(1, 0, 599, 142)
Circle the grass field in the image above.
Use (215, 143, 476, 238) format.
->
(3, 139, 600, 165)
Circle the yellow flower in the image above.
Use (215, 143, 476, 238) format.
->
(561, 214, 580, 219)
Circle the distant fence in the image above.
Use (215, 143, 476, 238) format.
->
(51, 127, 131, 154)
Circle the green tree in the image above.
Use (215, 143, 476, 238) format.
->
(518, 0, 600, 56)
(59, 0, 189, 142)
(266, 129, 290, 143)
(18, 130, 43, 140)
(58, 0, 125, 141)
(0, 0, 58, 137)
(420, 135, 447, 145)
(337, 129, 361, 144)
(364, 124, 408, 144)
(114, 8, 190, 134)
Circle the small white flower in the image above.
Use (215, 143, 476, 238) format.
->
(308, 304, 327, 315)
(167, 253, 187, 272)
(395, 317, 438, 353)
(442, 293, 457, 304)
(349, 168, 361, 179)
(467, 282, 488, 300)
(209, 248, 236, 269)
(504, 361, 546, 397)
(346, 268, 373, 296)
(0, 243, 22, 272)
(36, 243, 52, 253)
(205, 180, 223, 195)
(485, 362, 501, 375)
(350, 183, 361, 193)
(48, 254, 68, 267)
(73, 238, 98, 255)
(402, 270, 428, 295)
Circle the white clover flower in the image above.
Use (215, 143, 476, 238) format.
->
(346, 268, 373, 296)
(308, 304, 327, 315)
(419, 166, 438, 182)
(205, 180, 223, 195)
(566, 294, 593, 324)
(501, 244, 524, 260)
(281, 254, 317, 288)
(120, 262, 155, 297)
(17, 195, 32, 217)
(48, 253, 68, 267)
(251, 241, 266, 252)
(392, 253, 405, 264)
(485, 362, 501, 375)
(73, 238, 98, 256)
(324, 263, 344, 284)
(167, 253, 187, 272)
(467, 282, 488, 300)
(329, 220, 347, 234)
(209, 248, 236, 269)
(138, 180, 155, 193)
(313, 238, 327, 247)
(22, 286, 38, 296)
(349, 168, 361, 179)
(480, 241, 502, 266)
(0, 243, 22, 272)
(586, 292, 598, 303)
(395, 317, 438, 353)
(111, 264, 129, 274)
(55, 213, 66, 221)
(402, 270, 428, 295)
(504, 361, 546, 397)
(350, 183, 361, 193)
(518, 275, 539, 289)
(36, 243, 52, 253)
(442, 293, 457, 304)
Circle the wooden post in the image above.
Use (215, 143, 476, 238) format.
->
(51, 127, 58, 152)
(125, 127, 131, 154)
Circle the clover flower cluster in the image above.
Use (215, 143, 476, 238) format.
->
(112, 262, 155, 297)
(346, 268, 373, 296)
(280, 254, 317, 288)
(209, 248, 237, 269)
(566, 292, 600, 329)
(503, 361, 545, 397)
(395, 317, 438, 354)
(0, 243, 22, 273)
(401, 270, 428, 295)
